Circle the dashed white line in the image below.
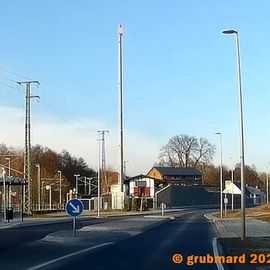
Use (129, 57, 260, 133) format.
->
(27, 242, 114, 270)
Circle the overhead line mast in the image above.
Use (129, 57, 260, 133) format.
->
(17, 80, 40, 213)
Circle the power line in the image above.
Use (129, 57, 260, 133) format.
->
(0, 81, 22, 93)
(0, 66, 96, 136)
(39, 84, 94, 129)
(0, 74, 18, 83)
(38, 100, 95, 136)
(0, 66, 31, 80)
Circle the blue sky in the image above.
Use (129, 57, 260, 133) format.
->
(0, 0, 270, 173)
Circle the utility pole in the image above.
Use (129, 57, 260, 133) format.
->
(2, 168, 6, 221)
(17, 81, 40, 214)
(74, 174, 80, 199)
(35, 164, 41, 211)
(118, 25, 124, 197)
(267, 173, 269, 204)
(231, 165, 234, 211)
(58, 170, 62, 208)
(98, 130, 109, 194)
(97, 130, 109, 217)
(215, 132, 223, 219)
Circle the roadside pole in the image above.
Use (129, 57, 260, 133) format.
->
(224, 193, 228, 218)
(66, 199, 84, 237)
(267, 173, 269, 204)
(73, 217, 76, 237)
(2, 168, 6, 221)
(161, 202, 166, 216)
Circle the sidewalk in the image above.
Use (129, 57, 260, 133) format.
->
(206, 212, 270, 238)
(207, 213, 270, 270)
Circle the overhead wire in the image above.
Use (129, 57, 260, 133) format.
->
(0, 66, 31, 80)
(39, 84, 96, 134)
(38, 99, 94, 136)
(0, 66, 96, 135)
(0, 81, 22, 93)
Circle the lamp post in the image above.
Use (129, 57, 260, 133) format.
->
(45, 185, 52, 210)
(2, 168, 6, 221)
(231, 161, 235, 211)
(74, 174, 80, 199)
(5, 158, 11, 210)
(41, 181, 45, 209)
(215, 132, 223, 218)
(35, 164, 41, 211)
(58, 170, 62, 209)
(266, 173, 269, 204)
(97, 132, 101, 218)
(222, 29, 246, 240)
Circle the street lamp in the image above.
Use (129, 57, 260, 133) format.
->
(5, 158, 11, 210)
(45, 184, 52, 210)
(74, 174, 80, 199)
(58, 170, 62, 209)
(97, 132, 101, 218)
(215, 132, 223, 219)
(222, 29, 246, 240)
(266, 173, 269, 204)
(230, 157, 235, 211)
(2, 168, 6, 221)
(35, 164, 41, 211)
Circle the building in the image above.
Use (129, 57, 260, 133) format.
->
(125, 174, 161, 210)
(147, 167, 203, 186)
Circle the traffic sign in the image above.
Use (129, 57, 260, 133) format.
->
(66, 199, 84, 217)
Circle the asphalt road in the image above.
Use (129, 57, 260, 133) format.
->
(0, 217, 105, 269)
(45, 210, 217, 270)
(0, 210, 218, 270)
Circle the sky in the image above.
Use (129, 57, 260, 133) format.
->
(0, 0, 270, 174)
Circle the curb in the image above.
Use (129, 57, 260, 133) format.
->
(42, 216, 172, 243)
(144, 215, 175, 220)
(0, 216, 94, 230)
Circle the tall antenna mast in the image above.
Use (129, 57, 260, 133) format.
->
(118, 24, 124, 197)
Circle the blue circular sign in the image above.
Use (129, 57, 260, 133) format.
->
(66, 199, 84, 217)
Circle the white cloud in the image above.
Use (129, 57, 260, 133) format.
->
(0, 105, 160, 175)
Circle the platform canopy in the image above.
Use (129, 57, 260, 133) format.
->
(0, 176, 27, 186)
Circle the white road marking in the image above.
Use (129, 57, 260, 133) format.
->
(212, 237, 224, 270)
(27, 242, 114, 270)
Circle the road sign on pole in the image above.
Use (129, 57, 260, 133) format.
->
(66, 199, 84, 237)
(66, 199, 84, 217)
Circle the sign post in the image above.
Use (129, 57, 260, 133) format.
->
(66, 199, 84, 237)
(224, 196, 228, 218)
(160, 202, 166, 216)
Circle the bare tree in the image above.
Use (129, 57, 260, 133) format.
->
(158, 134, 215, 168)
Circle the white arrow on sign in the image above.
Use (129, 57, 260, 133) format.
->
(70, 202, 80, 213)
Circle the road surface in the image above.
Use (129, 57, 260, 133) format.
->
(0, 210, 217, 270)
